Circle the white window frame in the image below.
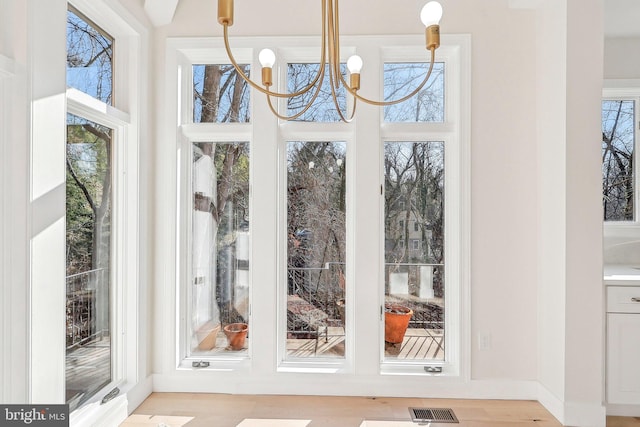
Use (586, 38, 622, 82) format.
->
(174, 47, 255, 369)
(66, 1, 143, 423)
(164, 34, 470, 389)
(378, 39, 470, 377)
(602, 80, 640, 239)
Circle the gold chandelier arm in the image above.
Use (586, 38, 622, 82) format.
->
(339, 47, 437, 107)
(223, 24, 327, 99)
(327, 0, 341, 90)
(328, 55, 356, 123)
(326, 0, 355, 122)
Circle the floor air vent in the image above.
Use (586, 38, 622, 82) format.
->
(409, 407, 459, 424)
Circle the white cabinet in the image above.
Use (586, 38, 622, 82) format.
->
(607, 286, 640, 405)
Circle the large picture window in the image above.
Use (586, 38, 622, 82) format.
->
(171, 35, 469, 381)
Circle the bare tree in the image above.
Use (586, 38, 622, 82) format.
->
(602, 100, 634, 221)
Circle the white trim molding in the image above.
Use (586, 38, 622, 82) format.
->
(144, 0, 180, 27)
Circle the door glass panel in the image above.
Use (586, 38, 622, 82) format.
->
(286, 141, 346, 359)
(65, 114, 112, 410)
(193, 64, 251, 123)
(383, 141, 444, 362)
(602, 99, 635, 221)
(383, 62, 444, 123)
(190, 141, 250, 356)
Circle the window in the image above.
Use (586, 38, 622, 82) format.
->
(384, 62, 444, 122)
(189, 141, 250, 357)
(66, 6, 113, 104)
(286, 141, 346, 359)
(169, 35, 469, 381)
(384, 141, 444, 362)
(287, 63, 347, 122)
(65, 2, 140, 414)
(180, 61, 252, 361)
(65, 9, 115, 411)
(65, 114, 113, 410)
(193, 64, 250, 123)
(602, 97, 637, 222)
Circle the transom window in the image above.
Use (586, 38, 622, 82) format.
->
(66, 6, 113, 105)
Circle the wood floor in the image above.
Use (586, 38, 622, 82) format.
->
(124, 392, 640, 427)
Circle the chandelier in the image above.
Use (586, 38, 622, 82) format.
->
(217, 0, 443, 122)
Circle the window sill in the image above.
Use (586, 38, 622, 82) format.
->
(277, 358, 350, 374)
(380, 361, 459, 377)
(178, 356, 251, 372)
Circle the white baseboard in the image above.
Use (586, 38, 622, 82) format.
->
(70, 395, 128, 427)
(563, 402, 606, 427)
(152, 372, 537, 401)
(537, 384, 606, 427)
(69, 377, 153, 427)
(606, 403, 640, 417)
(125, 375, 153, 413)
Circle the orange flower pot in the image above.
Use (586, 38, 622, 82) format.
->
(223, 323, 248, 350)
(384, 304, 413, 344)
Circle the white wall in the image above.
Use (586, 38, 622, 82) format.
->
(604, 38, 640, 79)
(537, 0, 605, 425)
(0, 0, 30, 405)
(0, 0, 67, 404)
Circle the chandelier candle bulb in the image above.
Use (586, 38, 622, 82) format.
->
(259, 48, 276, 87)
(421, 1, 442, 50)
(258, 49, 276, 68)
(346, 55, 363, 74)
(420, 1, 443, 27)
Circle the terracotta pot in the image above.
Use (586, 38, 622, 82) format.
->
(223, 323, 248, 350)
(384, 304, 413, 344)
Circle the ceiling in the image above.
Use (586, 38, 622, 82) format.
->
(604, 0, 640, 37)
(143, 0, 640, 37)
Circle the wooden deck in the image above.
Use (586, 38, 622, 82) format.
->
(286, 327, 444, 360)
(66, 336, 111, 405)
(385, 328, 444, 360)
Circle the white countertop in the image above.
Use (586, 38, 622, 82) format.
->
(604, 265, 640, 285)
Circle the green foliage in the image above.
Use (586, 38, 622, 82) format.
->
(66, 119, 111, 276)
